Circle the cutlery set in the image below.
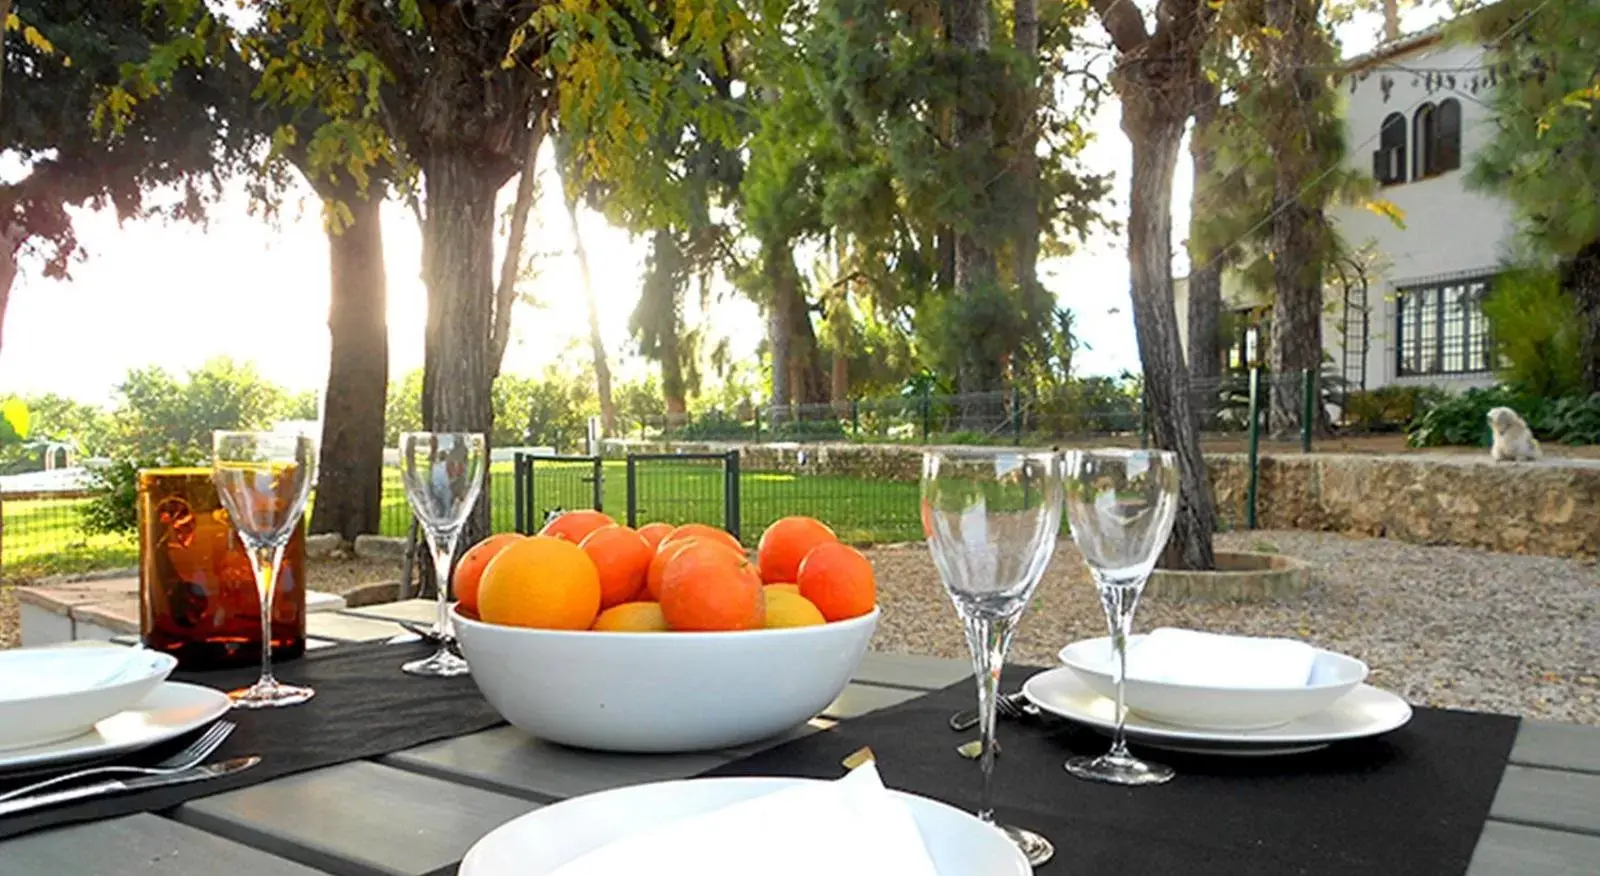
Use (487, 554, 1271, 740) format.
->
(0, 720, 254, 817)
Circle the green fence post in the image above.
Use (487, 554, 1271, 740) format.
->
(1010, 387, 1022, 445)
(1139, 391, 1150, 449)
(753, 406, 762, 442)
(850, 399, 859, 437)
(1301, 369, 1315, 453)
(919, 386, 932, 442)
(1247, 367, 1261, 530)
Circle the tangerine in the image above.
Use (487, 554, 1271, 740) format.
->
(659, 543, 765, 631)
(592, 601, 670, 632)
(763, 582, 799, 594)
(637, 522, 675, 550)
(644, 536, 740, 600)
(478, 535, 601, 630)
(579, 525, 654, 608)
(539, 509, 617, 544)
(763, 589, 826, 628)
(757, 516, 837, 584)
(796, 541, 877, 621)
(453, 532, 524, 616)
(659, 523, 745, 558)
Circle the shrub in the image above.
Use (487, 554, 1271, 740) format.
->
(1481, 267, 1584, 397)
(1405, 386, 1539, 448)
(1535, 393, 1600, 445)
(1342, 386, 1448, 432)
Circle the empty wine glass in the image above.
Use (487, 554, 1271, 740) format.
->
(1061, 448, 1180, 785)
(211, 431, 317, 709)
(922, 448, 1062, 867)
(398, 432, 486, 677)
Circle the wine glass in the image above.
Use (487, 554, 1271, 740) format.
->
(398, 431, 486, 677)
(921, 448, 1062, 867)
(1061, 448, 1180, 785)
(211, 431, 317, 709)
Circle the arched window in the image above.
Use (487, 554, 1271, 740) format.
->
(1433, 98, 1462, 173)
(1413, 103, 1436, 180)
(1374, 112, 1407, 185)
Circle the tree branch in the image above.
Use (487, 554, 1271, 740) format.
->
(489, 99, 549, 374)
(1090, 0, 1151, 54)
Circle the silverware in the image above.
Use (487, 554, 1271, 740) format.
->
(0, 721, 236, 804)
(949, 692, 1038, 732)
(0, 756, 259, 817)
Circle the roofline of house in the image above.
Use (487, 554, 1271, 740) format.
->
(1341, 23, 1449, 75)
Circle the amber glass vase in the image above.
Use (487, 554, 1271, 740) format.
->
(138, 467, 306, 669)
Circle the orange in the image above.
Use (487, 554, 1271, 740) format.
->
(764, 582, 799, 594)
(644, 536, 740, 601)
(797, 541, 877, 621)
(579, 525, 654, 609)
(453, 532, 524, 616)
(637, 522, 675, 550)
(539, 509, 617, 544)
(659, 523, 745, 558)
(763, 589, 826, 628)
(757, 516, 837, 584)
(592, 601, 670, 632)
(478, 535, 602, 630)
(659, 542, 765, 631)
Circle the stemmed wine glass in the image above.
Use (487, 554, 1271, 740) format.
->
(1061, 448, 1180, 785)
(922, 448, 1062, 867)
(212, 431, 317, 709)
(398, 431, 486, 678)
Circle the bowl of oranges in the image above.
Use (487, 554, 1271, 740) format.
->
(451, 512, 880, 753)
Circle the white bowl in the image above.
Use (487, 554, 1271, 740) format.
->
(1057, 635, 1368, 731)
(461, 776, 1027, 876)
(0, 647, 178, 751)
(453, 606, 879, 753)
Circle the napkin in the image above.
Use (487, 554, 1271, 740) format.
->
(0, 648, 148, 702)
(1124, 627, 1317, 689)
(550, 762, 940, 876)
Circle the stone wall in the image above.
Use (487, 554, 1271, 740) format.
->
(603, 439, 1599, 558)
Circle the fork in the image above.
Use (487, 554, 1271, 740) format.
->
(0, 721, 235, 804)
(948, 692, 1038, 732)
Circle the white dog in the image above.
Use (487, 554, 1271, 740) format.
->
(1488, 406, 1541, 462)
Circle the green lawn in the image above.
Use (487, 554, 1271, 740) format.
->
(5, 460, 923, 576)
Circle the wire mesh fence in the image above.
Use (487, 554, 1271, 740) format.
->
(3, 369, 1414, 574)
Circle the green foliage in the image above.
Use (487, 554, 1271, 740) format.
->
(1481, 266, 1585, 397)
(16, 394, 107, 453)
(494, 369, 600, 452)
(1407, 386, 1600, 448)
(384, 370, 424, 445)
(1466, 0, 1600, 260)
(1537, 393, 1600, 445)
(1342, 386, 1448, 432)
(1029, 376, 1143, 435)
(0, 398, 29, 445)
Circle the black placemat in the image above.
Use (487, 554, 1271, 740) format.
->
(0, 641, 505, 840)
(702, 666, 1520, 875)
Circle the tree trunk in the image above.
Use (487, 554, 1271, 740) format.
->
(1012, 0, 1043, 322)
(311, 189, 388, 543)
(565, 196, 616, 435)
(766, 243, 826, 407)
(768, 295, 790, 408)
(0, 224, 21, 362)
(1265, 0, 1329, 438)
(420, 155, 500, 552)
(950, 0, 1000, 428)
(1122, 107, 1218, 571)
(1186, 83, 1224, 391)
(1564, 239, 1600, 394)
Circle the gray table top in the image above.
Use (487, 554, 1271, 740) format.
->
(3, 602, 1596, 876)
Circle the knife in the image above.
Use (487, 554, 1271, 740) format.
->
(0, 756, 260, 818)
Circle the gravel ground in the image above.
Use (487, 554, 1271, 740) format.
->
(0, 585, 17, 650)
(868, 530, 1600, 726)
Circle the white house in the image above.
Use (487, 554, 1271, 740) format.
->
(1175, 23, 1518, 393)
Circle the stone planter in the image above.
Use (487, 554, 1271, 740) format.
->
(1146, 551, 1312, 603)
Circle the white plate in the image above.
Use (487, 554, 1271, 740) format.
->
(0, 682, 232, 775)
(1057, 635, 1368, 731)
(0, 647, 177, 751)
(1022, 667, 1412, 756)
(460, 777, 1029, 876)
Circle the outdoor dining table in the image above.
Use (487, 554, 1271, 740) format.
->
(0, 600, 1595, 875)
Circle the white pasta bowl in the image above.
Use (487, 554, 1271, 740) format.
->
(453, 606, 879, 753)
(0, 646, 178, 751)
(1057, 635, 1368, 731)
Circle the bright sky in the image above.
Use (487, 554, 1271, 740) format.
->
(0, 8, 1435, 406)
